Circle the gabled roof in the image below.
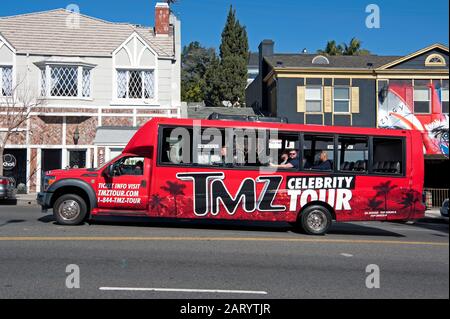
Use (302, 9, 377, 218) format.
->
(0, 31, 15, 52)
(264, 54, 400, 70)
(187, 106, 257, 119)
(376, 43, 449, 69)
(0, 9, 174, 57)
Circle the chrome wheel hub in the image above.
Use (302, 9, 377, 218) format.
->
(307, 210, 326, 232)
(59, 200, 80, 221)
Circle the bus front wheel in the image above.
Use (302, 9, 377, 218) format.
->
(299, 205, 332, 236)
(53, 194, 88, 226)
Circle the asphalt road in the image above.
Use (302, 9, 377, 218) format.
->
(0, 206, 448, 299)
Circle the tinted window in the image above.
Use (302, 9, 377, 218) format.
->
(338, 136, 368, 173)
(303, 135, 334, 171)
(112, 156, 145, 176)
(160, 127, 193, 165)
(372, 138, 404, 175)
(267, 132, 300, 170)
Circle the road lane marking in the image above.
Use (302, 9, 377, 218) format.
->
(99, 287, 268, 295)
(340, 253, 354, 257)
(0, 236, 448, 246)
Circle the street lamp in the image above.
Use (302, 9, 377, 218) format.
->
(379, 84, 389, 103)
(73, 126, 80, 145)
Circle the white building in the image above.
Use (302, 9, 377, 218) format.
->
(0, 3, 181, 192)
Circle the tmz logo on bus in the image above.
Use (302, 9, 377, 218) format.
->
(176, 172, 355, 216)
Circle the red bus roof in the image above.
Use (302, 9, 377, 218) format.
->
(123, 117, 414, 154)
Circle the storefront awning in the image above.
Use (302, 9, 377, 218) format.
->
(94, 127, 137, 145)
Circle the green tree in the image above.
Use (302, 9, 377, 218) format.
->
(217, 5, 249, 106)
(204, 55, 222, 106)
(317, 38, 371, 56)
(317, 40, 344, 56)
(181, 41, 216, 102)
(219, 55, 248, 106)
(343, 38, 371, 56)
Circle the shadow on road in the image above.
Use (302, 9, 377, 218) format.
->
(0, 219, 25, 227)
(409, 218, 449, 234)
(34, 215, 407, 237)
(327, 222, 405, 237)
(38, 215, 55, 224)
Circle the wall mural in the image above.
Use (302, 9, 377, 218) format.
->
(378, 82, 449, 156)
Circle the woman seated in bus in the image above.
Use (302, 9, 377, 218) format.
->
(269, 149, 300, 169)
(311, 151, 333, 171)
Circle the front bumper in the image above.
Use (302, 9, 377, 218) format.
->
(37, 192, 53, 210)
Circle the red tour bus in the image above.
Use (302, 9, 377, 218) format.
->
(37, 116, 425, 235)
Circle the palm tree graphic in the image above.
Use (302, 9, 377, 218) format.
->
(161, 181, 186, 216)
(373, 181, 397, 213)
(149, 194, 167, 216)
(399, 189, 421, 220)
(367, 196, 383, 211)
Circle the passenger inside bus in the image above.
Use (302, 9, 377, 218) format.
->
(270, 149, 300, 169)
(133, 161, 144, 175)
(311, 151, 333, 171)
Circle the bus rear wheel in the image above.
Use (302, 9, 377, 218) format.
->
(299, 205, 332, 236)
(53, 194, 87, 226)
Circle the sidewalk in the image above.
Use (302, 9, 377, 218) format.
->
(424, 208, 448, 220)
(7, 192, 40, 207)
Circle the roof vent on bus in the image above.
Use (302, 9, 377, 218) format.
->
(207, 113, 288, 124)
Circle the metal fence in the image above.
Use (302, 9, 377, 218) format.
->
(424, 188, 449, 208)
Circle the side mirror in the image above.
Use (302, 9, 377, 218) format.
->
(103, 164, 114, 177)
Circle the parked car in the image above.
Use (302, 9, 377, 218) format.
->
(440, 199, 449, 218)
(0, 176, 15, 200)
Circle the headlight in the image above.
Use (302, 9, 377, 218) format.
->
(43, 176, 56, 191)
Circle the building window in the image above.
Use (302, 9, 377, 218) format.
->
(50, 66, 78, 97)
(40, 66, 92, 98)
(413, 87, 430, 114)
(68, 150, 86, 169)
(116, 69, 155, 99)
(82, 69, 91, 98)
(333, 87, 350, 113)
(425, 54, 446, 67)
(442, 87, 449, 114)
(312, 55, 330, 65)
(40, 69, 47, 97)
(0, 66, 13, 97)
(306, 87, 322, 112)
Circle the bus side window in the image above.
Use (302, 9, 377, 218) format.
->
(303, 135, 334, 171)
(372, 138, 404, 175)
(161, 128, 192, 165)
(338, 136, 368, 173)
(268, 132, 300, 170)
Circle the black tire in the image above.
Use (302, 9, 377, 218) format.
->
(53, 194, 88, 226)
(299, 205, 332, 236)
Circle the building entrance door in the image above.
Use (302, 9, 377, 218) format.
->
(41, 149, 62, 188)
(2, 149, 27, 187)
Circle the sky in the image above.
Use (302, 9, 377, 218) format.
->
(1, 0, 448, 56)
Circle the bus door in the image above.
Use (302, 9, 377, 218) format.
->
(97, 155, 149, 211)
(368, 137, 411, 220)
(334, 135, 372, 220)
